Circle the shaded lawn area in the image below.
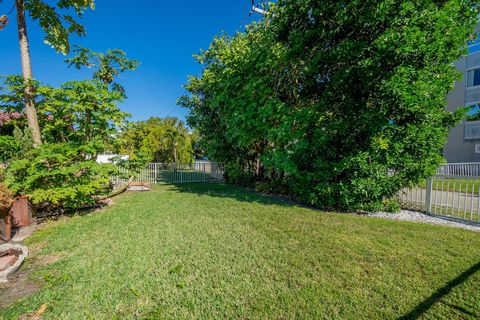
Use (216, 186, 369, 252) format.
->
(1, 183, 480, 319)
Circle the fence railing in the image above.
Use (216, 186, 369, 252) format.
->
(115, 161, 224, 184)
(398, 174, 480, 223)
(437, 162, 480, 177)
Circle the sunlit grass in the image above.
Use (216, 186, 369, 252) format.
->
(1, 183, 479, 319)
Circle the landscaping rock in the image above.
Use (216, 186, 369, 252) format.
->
(0, 243, 28, 283)
(127, 181, 151, 191)
(369, 210, 480, 232)
(0, 255, 17, 271)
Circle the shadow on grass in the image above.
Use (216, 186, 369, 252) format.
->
(168, 182, 298, 208)
(398, 261, 480, 319)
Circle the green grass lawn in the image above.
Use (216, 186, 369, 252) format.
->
(1, 183, 480, 319)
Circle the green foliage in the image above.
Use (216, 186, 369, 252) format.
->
(66, 45, 140, 85)
(39, 79, 130, 144)
(24, 0, 95, 54)
(118, 117, 194, 164)
(0, 127, 33, 162)
(0, 47, 138, 148)
(0, 135, 19, 163)
(13, 126, 33, 154)
(1, 75, 129, 148)
(382, 199, 402, 213)
(189, 129, 206, 159)
(0, 48, 138, 210)
(112, 152, 150, 180)
(180, 0, 479, 210)
(4, 142, 116, 209)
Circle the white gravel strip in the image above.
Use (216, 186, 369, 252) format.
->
(368, 210, 480, 232)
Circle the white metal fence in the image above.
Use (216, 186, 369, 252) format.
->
(437, 162, 480, 176)
(398, 170, 480, 223)
(115, 161, 224, 184)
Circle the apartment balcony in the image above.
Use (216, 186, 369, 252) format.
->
(464, 120, 480, 140)
(466, 86, 480, 105)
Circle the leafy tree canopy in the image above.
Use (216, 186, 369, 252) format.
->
(0, 47, 138, 210)
(25, 0, 95, 54)
(180, 0, 480, 210)
(117, 117, 195, 164)
(0, 47, 138, 150)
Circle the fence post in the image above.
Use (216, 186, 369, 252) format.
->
(425, 177, 433, 214)
(153, 163, 158, 183)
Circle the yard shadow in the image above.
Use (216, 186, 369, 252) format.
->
(167, 182, 304, 209)
(398, 261, 480, 319)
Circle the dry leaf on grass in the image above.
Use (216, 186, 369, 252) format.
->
(18, 303, 48, 320)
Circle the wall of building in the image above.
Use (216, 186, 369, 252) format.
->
(443, 51, 480, 163)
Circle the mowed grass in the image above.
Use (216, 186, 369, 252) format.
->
(1, 183, 480, 319)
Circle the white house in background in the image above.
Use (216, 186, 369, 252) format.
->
(96, 154, 129, 164)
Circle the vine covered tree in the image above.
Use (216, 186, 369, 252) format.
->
(180, 0, 480, 210)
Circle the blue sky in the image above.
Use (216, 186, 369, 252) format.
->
(0, 1, 263, 122)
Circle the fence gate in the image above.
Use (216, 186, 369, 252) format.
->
(117, 161, 224, 184)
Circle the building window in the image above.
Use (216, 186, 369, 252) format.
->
(467, 68, 480, 87)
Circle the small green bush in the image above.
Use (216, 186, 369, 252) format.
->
(0, 127, 33, 163)
(0, 136, 19, 163)
(5, 142, 116, 210)
(382, 199, 401, 213)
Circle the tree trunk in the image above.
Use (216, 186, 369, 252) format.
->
(173, 143, 177, 172)
(85, 110, 92, 141)
(16, 0, 42, 146)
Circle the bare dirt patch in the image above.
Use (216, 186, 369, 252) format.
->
(0, 252, 64, 309)
(34, 254, 63, 266)
(0, 265, 39, 309)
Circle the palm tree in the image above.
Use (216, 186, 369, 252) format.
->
(163, 127, 187, 172)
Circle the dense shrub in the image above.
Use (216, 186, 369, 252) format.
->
(180, 0, 479, 211)
(4, 142, 116, 210)
(0, 136, 19, 163)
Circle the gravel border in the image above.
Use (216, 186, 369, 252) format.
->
(368, 210, 480, 232)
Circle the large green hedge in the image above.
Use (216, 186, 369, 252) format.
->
(180, 0, 479, 210)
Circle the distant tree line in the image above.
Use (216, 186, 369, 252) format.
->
(117, 117, 201, 164)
